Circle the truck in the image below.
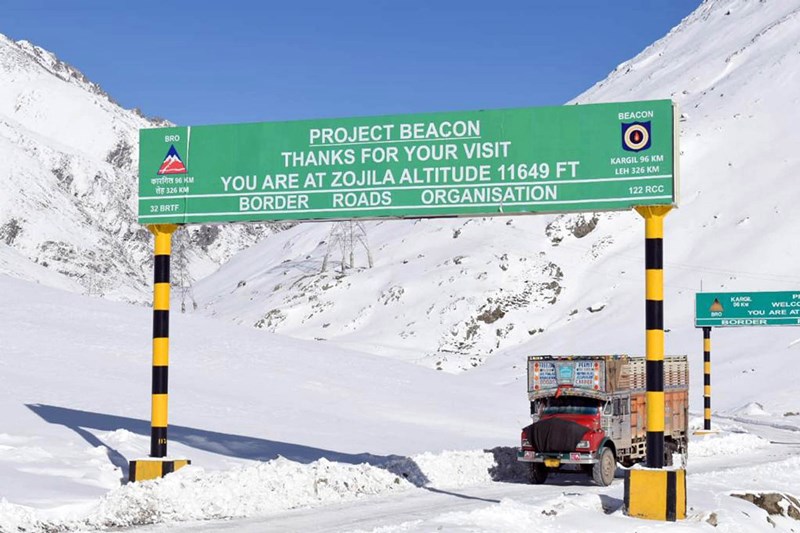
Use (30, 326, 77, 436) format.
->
(517, 355, 688, 486)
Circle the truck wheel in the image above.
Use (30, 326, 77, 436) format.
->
(592, 447, 616, 486)
(529, 463, 548, 484)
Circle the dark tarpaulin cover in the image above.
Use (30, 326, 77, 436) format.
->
(529, 418, 589, 452)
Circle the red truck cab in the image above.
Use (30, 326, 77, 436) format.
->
(520, 394, 616, 485)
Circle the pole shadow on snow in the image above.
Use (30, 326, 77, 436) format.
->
(25, 405, 624, 506)
(25, 403, 430, 486)
(599, 494, 624, 514)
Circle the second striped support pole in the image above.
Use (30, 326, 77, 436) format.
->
(694, 326, 716, 435)
(703, 327, 711, 431)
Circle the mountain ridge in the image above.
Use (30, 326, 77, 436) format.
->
(0, 32, 281, 300)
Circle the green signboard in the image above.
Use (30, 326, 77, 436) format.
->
(696, 291, 800, 327)
(138, 100, 678, 224)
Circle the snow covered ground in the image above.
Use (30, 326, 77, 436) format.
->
(2, 271, 800, 532)
(0, 275, 519, 530)
(3, 0, 800, 531)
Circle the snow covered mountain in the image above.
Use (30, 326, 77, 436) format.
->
(0, 34, 281, 301)
(4, 1, 800, 531)
(194, 0, 800, 372)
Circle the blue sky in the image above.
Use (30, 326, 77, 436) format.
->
(5, 1, 700, 125)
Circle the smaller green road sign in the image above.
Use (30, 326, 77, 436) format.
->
(695, 291, 800, 327)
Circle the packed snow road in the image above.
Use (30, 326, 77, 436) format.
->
(148, 481, 616, 533)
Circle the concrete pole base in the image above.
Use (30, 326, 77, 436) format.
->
(623, 468, 686, 521)
(692, 429, 720, 436)
(129, 458, 191, 483)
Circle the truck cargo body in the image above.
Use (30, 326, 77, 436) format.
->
(517, 355, 688, 485)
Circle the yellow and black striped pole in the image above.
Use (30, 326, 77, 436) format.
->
(129, 224, 190, 482)
(624, 206, 685, 521)
(150, 224, 176, 457)
(636, 206, 671, 469)
(703, 326, 712, 431)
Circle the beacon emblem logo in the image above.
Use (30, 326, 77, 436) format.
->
(621, 121, 652, 152)
(157, 145, 187, 175)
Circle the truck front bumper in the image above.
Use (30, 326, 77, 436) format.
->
(517, 449, 597, 465)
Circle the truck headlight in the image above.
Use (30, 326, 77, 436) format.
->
(576, 440, 590, 449)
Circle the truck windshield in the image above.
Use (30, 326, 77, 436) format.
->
(542, 396, 601, 415)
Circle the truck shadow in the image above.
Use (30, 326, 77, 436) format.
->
(25, 403, 430, 486)
(485, 446, 530, 483)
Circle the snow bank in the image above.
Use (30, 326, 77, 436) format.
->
(404, 450, 496, 488)
(0, 458, 412, 531)
(83, 458, 411, 528)
(0, 450, 503, 531)
(733, 402, 772, 417)
(84, 450, 500, 528)
(691, 431, 769, 457)
(0, 499, 46, 533)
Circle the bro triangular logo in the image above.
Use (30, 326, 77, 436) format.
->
(157, 145, 187, 175)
